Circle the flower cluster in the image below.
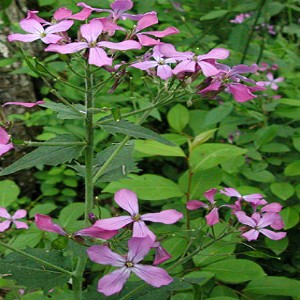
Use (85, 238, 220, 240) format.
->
(7, 0, 264, 103)
(187, 187, 286, 241)
(35, 189, 183, 296)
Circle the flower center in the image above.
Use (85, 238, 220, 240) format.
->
(40, 32, 47, 38)
(132, 214, 141, 221)
(158, 58, 165, 65)
(89, 41, 97, 48)
(125, 261, 134, 268)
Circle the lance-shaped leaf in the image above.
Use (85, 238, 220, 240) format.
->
(41, 102, 85, 119)
(0, 134, 85, 176)
(0, 248, 72, 291)
(100, 120, 175, 146)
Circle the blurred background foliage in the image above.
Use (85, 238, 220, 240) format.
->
(1, 0, 300, 299)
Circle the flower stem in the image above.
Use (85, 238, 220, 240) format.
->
(0, 240, 73, 276)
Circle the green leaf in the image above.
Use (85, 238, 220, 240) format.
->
(167, 104, 190, 132)
(242, 169, 275, 183)
(200, 9, 229, 20)
(41, 102, 85, 119)
(101, 120, 175, 146)
(205, 298, 239, 300)
(103, 174, 184, 200)
(0, 248, 71, 291)
(203, 259, 265, 283)
(280, 207, 299, 230)
(265, 236, 289, 255)
(244, 276, 300, 296)
(190, 143, 247, 171)
(279, 98, 300, 106)
(260, 143, 290, 153)
(135, 140, 186, 157)
(254, 125, 279, 149)
(191, 129, 217, 150)
(203, 103, 233, 127)
(284, 160, 300, 176)
(59, 202, 85, 229)
(292, 137, 300, 151)
(0, 180, 20, 207)
(8, 230, 43, 252)
(0, 135, 85, 176)
(270, 182, 294, 200)
(160, 237, 188, 264)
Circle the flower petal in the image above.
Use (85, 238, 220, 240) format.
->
(131, 60, 158, 70)
(198, 61, 220, 77)
(186, 200, 207, 210)
(259, 229, 286, 240)
(258, 212, 281, 228)
(205, 208, 219, 226)
(220, 188, 241, 198)
(235, 211, 256, 227)
(97, 40, 141, 50)
(87, 245, 125, 266)
(141, 210, 183, 224)
(41, 34, 63, 44)
(19, 19, 44, 34)
(0, 128, 10, 144)
(133, 221, 156, 241)
(242, 229, 259, 241)
(3, 101, 45, 108)
(54, 8, 73, 21)
(45, 20, 74, 34)
(114, 189, 139, 216)
(35, 214, 67, 235)
(88, 47, 112, 67)
(198, 48, 230, 60)
(0, 220, 11, 232)
(157, 65, 173, 80)
(97, 267, 131, 296)
(111, 0, 133, 12)
(133, 264, 173, 287)
(136, 34, 160, 46)
(12, 209, 27, 219)
(142, 27, 180, 38)
(173, 60, 196, 74)
(153, 243, 172, 265)
(13, 221, 28, 229)
(0, 144, 14, 156)
(0, 207, 10, 219)
(127, 236, 154, 263)
(94, 216, 133, 230)
(136, 12, 158, 32)
(228, 83, 256, 102)
(8, 33, 40, 43)
(80, 20, 103, 43)
(45, 42, 88, 54)
(76, 225, 118, 239)
(204, 188, 217, 204)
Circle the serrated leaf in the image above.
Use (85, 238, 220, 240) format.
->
(190, 143, 247, 171)
(0, 135, 85, 176)
(0, 180, 20, 207)
(244, 276, 300, 296)
(103, 174, 184, 200)
(270, 182, 294, 200)
(203, 259, 265, 283)
(0, 248, 71, 291)
(41, 102, 85, 119)
(101, 120, 175, 146)
(167, 104, 189, 132)
(135, 140, 186, 157)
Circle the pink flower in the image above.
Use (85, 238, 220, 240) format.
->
(186, 188, 219, 226)
(131, 44, 176, 80)
(8, 19, 73, 44)
(0, 127, 14, 157)
(45, 19, 141, 67)
(0, 207, 28, 232)
(87, 237, 173, 296)
(257, 72, 284, 90)
(230, 13, 251, 24)
(34, 214, 118, 240)
(153, 241, 172, 265)
(3, 100, 45, 108)
(133, 12, 179, 46)
(93, 189, 183, 241)
(235, 211, 286, 241)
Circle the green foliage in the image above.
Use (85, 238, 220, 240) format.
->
(0, 180, 20, 207)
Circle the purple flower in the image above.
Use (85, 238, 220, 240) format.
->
(45, 19, 141, 67)
(3, 100, 45, 108)
(0, 208, 28, 232)
(8, 19, 73, 44)
(35, 214, 118, 240)
(257, 72, 284, 90)
(0, 127, 14, 157)
(93, 189, 183, 241)
(131, 44, 176, 80)
(87, 237, 173, 296)
(230, 13, 251, 24)
(153, 241, 172, 265)
(186, 188, 219, 226)
(235, 211, 286, 241)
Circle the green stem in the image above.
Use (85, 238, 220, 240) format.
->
(24, 141, 86, 147)
(240, 0, 266, 64)
(72, 256, 87, 300)
(0, 240, 73, 276)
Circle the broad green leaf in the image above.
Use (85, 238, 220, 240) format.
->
(161, 237, 188, 263)
(0, 180, 20, 207)
(41, 102, 85, 119)
(29, 203, 57, 218)
(203, 103, 233, 127)
(203, 259, 265, 283)
(292, 136, 300, 151)
(0, 135, 85, 176)
(161, 134, 188, 146)
(254, 125, 279, 149)
(260, 143, 290, 153)
(8, 230, 43, 252)
(103, 174, 184, 200)
(200, 9, 229, 20)
(280, 207, 299, 229)
(190, 143, 247, 171)
(270, 182, 294, 200)
(0, 248, 72, 291)
(242, 169, 275, 183)
(244, 276, 300, 296)
(59, 202, 85, 229)
(279, 98, 300, 106)
(167, 104, 189, 132)
(284, 160, 300, 176)
(101, 120, 175, 146)
(265, 236, 289, 255)
(135, 140, 186, 157)
(191, 129, 217, 150)
(263, 1, 284, 16)
(206, 298, 238, 300)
